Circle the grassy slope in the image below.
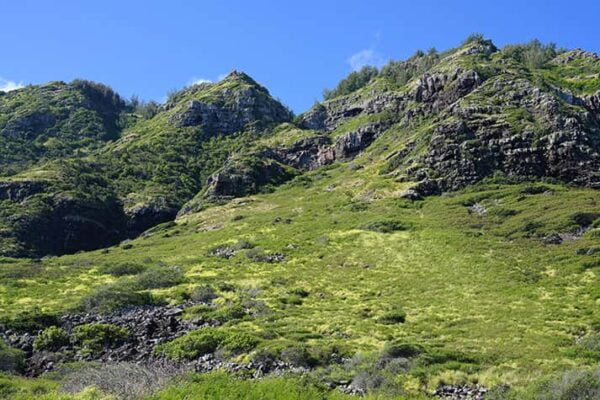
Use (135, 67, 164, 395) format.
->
(1, 136, 598, 397)
(1, 43, 600, 399)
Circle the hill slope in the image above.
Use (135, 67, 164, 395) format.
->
(0, 37, 599, 399)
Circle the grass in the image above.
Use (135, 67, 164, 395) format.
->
(0, 153, 598, 397)
(1, 37, 600, 399)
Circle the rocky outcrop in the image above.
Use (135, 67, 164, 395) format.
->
(169, 71, 293, 134)
(552, 49, 599, 65)
(298, 92, 403, 132)
(0, 302, 212, 376)
(0, 180, 46, 202)
(411, 69, 483, 113)
(298, 68, 483, 134)
(2, 193, 126, 258)
(179, 121, 393, 213)
(124, 197, 178, 236)
(410, 77, 600, 191)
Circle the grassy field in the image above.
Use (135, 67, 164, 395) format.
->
(0, 152, 598, 398)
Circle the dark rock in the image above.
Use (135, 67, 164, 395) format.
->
(169, 72, 292, 133)
(0, 181, 46, 202)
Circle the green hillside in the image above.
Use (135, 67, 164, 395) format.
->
(0, 37, 598, 399)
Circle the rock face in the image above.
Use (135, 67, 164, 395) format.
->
(124, 198, 178, 236)
(2, 192, 126, 257)
(416, 78, 600, 190)
(180, 121, 393, 213)
(169, 71, 293, 133)
(0, 181, 46, 202)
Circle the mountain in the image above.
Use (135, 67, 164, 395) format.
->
(0, 37, 599, 399)
(0, 71, 293, 257)
(0, 80, 126, 175)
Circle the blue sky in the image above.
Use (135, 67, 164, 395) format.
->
(2, 0, 600, 112)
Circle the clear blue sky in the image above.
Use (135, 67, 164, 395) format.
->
(2, 0, 599, 113)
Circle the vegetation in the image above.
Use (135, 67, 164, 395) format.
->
(0, 35, 599, 399)
(72, 323, 130, 355)
(323, 66, 379, 100)
(33, 327, 70, 352)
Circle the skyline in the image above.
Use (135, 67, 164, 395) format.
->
(2, 0, 600, 112)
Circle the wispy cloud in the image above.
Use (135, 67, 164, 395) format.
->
(188, 72, 230, 86)
(188, 77, 212, 86)
(347, 49, 385, 71)
(0, 78, 24, 92)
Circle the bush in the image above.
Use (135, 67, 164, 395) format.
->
(323, 66, 379, 100)
(280, 346, 317, 368)
(571, 212, 600, 228)
(360, 220, 409, 233)
(33, 326, 70, 351)
(0, 309, 59, 332)
(155, 329, 259, 360)
(98, 262, 146, 276)
(0, 339, 24, 372)
(380, 342, 423, 359)
(78, 283, 160, 313)
(535, 368, 600, 400)
(72, 323, 130, 355)
(380, 48, 441, 89)
(502, 39, 559, 69)
(132, 266, 186, 290)
(378, 307, 407, 324)
(60, 361, 182, 399)
(190, 285, 217, 303)
(575, 333, 600, 360)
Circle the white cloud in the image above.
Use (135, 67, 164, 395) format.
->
(188, 77, 212, 86)
(347, 49, 385, 71)
(0, 78, 24, 92)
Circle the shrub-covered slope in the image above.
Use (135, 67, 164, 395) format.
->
(0, 72, 293, 257)
(0, 36, 599, 399)
(0, 80, 126, 175)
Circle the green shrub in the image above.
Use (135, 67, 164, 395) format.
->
(0, 339, 24, 373)
(98, 262, 146, 276)
(78, 283, 160, 313)
(502, 39, 558, 69)
(155, 329, 259, 360)
(575, 333, 600, 360)
(33, 326, 70, 351)
(378, 307, 407, 324)
(381, 342, 423, 359)
(132, 266, 186, 290)
(154, 371, 350, 400)
(208, 303, 247, 323)
(190, 285, 217, 303)
(360, 220, 409, 233)
(571, 212, 600, 228)
(72, 323, 130, 355)
(0, 309, 59, 332)
(535, 368, 600, 400)
(280, 345, 317, 368)
(323, 66, 378, 100)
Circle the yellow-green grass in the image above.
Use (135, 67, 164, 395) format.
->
(1, 155, 598, 398)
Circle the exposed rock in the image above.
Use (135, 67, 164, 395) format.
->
(0, 302, 213, 376)
(169, 71, 293, 133)
(411, 77, 600, 191)
(1, 111, 56, 140)
(553, 49, 600, 65)
(0, 180, 46, 202)
(125, 197, 178, 236)
(433, 384, 488, 399)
